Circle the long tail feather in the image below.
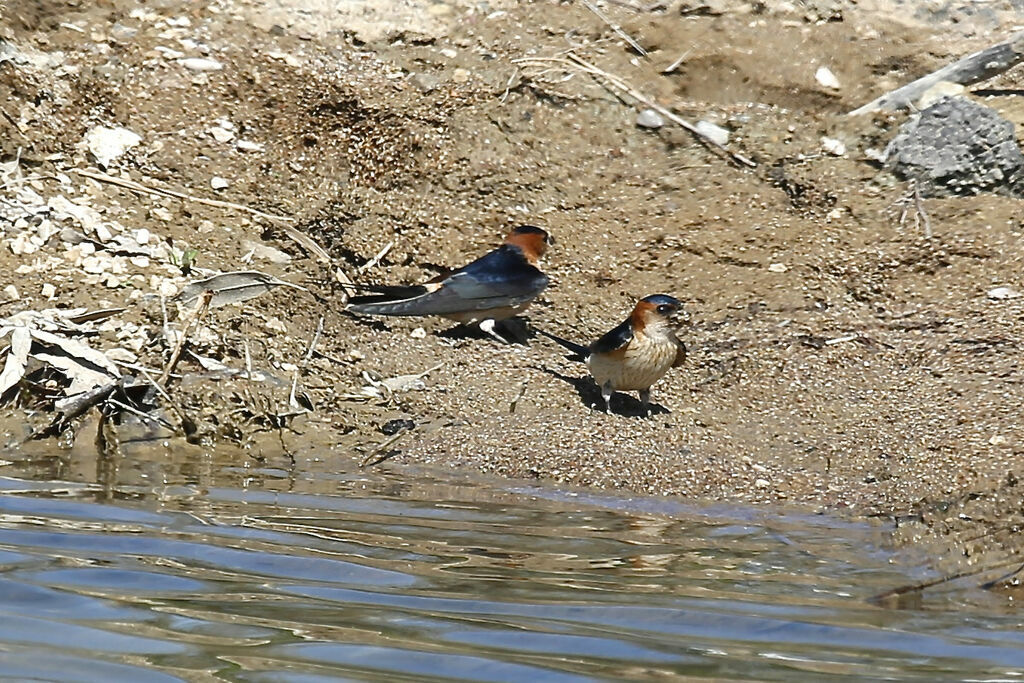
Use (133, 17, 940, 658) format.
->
(535, 328, 590, 361)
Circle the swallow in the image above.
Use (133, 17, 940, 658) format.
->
(346, 225, 551, 343)
(539, 295, 686, 415)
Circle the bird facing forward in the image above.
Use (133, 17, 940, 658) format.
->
(539, 294, 686, 415)
(346, 225, 551, 343)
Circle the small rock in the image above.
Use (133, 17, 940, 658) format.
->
(815, 66, 841, 89)
(451, 68, 471, 83)
(381, 418, 416, 435)
(754, 478, 770, 489)
(210, 126, 234, 143)
(2, 285, 19, 301)
(636, 108, 665, 129)
(987, 286, 1020, 300)
(84, 125, 142, 167)
(439, 47, 457, 59)
(884, 98, 1024, 198)
(821, 136, 846, 156)
(179, 57, 223, 71)
(236, 140, 264, 152)
(135, 228, 152, 245)
(695, 119, 729, 146)
(768, 262, 788, 273)
(990, 434, 1009, 446)
(81, 256, 107, 274)
(41, 283, 56, 298)
(210, 176, 230, 190)
(409, 72, 441, 93)
(410, 327, 427, 339)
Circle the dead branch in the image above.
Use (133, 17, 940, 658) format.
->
(514, 53, 756, 167)
(850, 31, 1024, 116)
(160, 289, 213, 385)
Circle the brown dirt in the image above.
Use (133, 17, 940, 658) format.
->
(2, 0, 1023, 582)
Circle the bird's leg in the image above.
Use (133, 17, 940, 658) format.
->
(638, 389, 652, 417)
(478, 318, 511, 344)
(601, 381, 614, 413)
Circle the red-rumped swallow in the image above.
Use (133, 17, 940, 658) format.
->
(539, 294, 686, 415)
(346, 225, 551, 343)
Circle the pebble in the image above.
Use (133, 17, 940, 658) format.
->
(84, 125, 142, 167)
(695, 119, 729, 146)
(236, 140, 264, 152)
(2, 285, 19, 301)
(755, 478, 770, 488)
(768, 262, 788, 273)
(815, 66, 841, 89)
(179, 57, 223, 72)
(451, 68, 471, 83)
(41, 283, 56, 298)
(987, 286, 1020, 300)
(410, 327, 427, 339)
(821, 136, 846, 156)
(636, 108, 665, 129)
(211, 176, 230, 190)
(210, 126, 235, 143)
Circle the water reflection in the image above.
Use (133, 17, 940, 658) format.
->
(0, 440, 1022, 680)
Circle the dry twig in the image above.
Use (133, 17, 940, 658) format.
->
(160, 289, 212, 385)
(579, 0, 648, 57)
(513, 53, 756, 168)
(850, 31, 1024, 115)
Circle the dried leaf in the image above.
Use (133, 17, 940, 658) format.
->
(175, 270, 308, 309)
(0, 327, 31, 396)
(66, 307, 126, 325)
(30, 328, 121, 379)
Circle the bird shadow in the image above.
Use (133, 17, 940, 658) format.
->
(435, 318, 538, 345)
(535, 366, 669, 418)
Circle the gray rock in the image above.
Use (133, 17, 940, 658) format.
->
(636, 108, 665, 129)
(883, 97, 1024, 197)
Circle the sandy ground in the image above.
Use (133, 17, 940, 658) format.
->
(2, 0, 1024, 584)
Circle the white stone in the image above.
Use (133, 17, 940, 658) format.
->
(3, 285, 19, 301)
(815, 66, 841, 89)
(84, 125, 142, 167)
(768, 262, 788, 273)
(41, 283, 56, 298)
(211, 176, 230, 190)
(987, 286, 1020, 300)
(410, 327, 427, 339)
(179, 57, 222, 71)
(236, 140, 264, 152)
(210, 126, 234, 143)
(821, 136, 846, 156)
(695, 120, 730, 146)
(636, 108, 665, 129)
(135, 228, 152, 245)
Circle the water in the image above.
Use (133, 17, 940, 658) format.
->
(0, 448, 1022, 681)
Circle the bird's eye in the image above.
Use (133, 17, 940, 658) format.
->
(657, 304, 673, 315)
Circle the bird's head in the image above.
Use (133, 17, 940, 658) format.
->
(630, 294, 685, 335)
(504, 225, 552, 264)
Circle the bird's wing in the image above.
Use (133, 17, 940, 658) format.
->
(349, 247, 548, 316)
(673, 339, 687, 366)
(589, 318, 633, 356)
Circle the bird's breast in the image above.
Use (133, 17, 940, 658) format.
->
(588, 333, 680, 391)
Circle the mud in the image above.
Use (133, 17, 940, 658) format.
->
(1, 0, 1023, 579)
